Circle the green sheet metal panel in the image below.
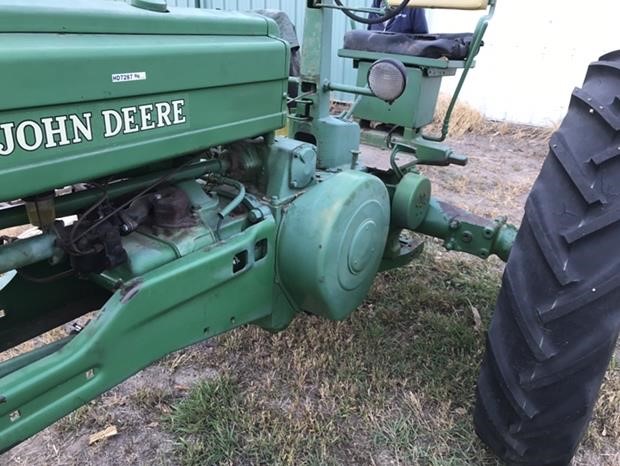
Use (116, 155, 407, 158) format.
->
(352, 60, 446, 128)
(0, 0, 273, 35)
(0, 0, 288, 202)
(201, 0, 367, 101)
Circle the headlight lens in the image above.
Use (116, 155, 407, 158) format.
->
(367, 59, 407, 104)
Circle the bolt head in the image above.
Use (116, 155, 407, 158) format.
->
(248, 209, 263, 223)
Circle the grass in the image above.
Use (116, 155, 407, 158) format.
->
(56, 399, 117, 435)
(334, 93, 557, 140)
(165, 241, 619, 465)
(165, 242, 506, 465)
(429, 94, 558, 140)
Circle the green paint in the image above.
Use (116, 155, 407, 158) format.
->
(416, 198, 517, 261)
(0, 219, 277, 451)
(0, 234, 58, 275)
(0, 0, 511, 453)
(277, 170, 390, 320)
(350, 61, 450, 129)
(0, 3, 288, 201)
(391, 173, 432, 231)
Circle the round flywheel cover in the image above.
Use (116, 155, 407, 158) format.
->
(277, 171, 390, 320)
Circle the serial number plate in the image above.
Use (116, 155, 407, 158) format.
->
(111, 72, 147, 83)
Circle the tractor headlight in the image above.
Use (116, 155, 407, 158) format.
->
(367, 59, 407, 104)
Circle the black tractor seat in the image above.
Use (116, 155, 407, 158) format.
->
(343, 30, 475, 61)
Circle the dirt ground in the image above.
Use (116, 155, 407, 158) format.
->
(1, 131, 618, 465)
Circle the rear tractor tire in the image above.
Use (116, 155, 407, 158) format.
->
(474, 51, 620, 465)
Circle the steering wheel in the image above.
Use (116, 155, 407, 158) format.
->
(333, 0, 412, 25)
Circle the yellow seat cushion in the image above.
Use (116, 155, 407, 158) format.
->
(387, 0, 488, 10)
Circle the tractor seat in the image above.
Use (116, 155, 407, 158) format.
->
(343, 30, 474, 60)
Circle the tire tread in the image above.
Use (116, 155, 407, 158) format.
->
(474, 51, 620, 466)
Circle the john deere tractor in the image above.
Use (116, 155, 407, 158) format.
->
(0, 1, 618, 464)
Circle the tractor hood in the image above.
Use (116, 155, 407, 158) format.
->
(0, 0, 288, 202)
(0, 0, 275, 36)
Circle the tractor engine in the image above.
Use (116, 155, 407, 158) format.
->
(0, 0, 390, 321)
(0, 1, 392, 450)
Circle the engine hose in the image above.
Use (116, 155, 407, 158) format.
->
(217, 178, 246, 220)
(333, 0, 411, 25)
(213, 177, 246, 241)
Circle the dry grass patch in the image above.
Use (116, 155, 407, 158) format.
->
(583, 362, 620, 449)
(427, 94, 557, 141)
(166, 241, 619, 465)
(333, 95, 556, 142)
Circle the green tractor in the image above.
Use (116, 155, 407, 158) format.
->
(0, 0, 618, 464)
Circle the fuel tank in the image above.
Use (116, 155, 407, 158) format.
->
(0, 0, 289, 201)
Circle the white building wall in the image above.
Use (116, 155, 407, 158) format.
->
(429, 0, 620, 125)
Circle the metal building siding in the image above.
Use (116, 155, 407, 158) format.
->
(169, 0, 197, 6)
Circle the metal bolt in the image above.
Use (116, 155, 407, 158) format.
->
(483, 228, 494, 239)
(589, 108, 595, 114)
(9, 410, 20, 422)
(449, 220, 460, 230)
(350, 150, 360, 169)
(248, 209, 263, 223)
(462, 231, 473, 243)
(0, 309, 5, 319)
(479, 248, 489, 258)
